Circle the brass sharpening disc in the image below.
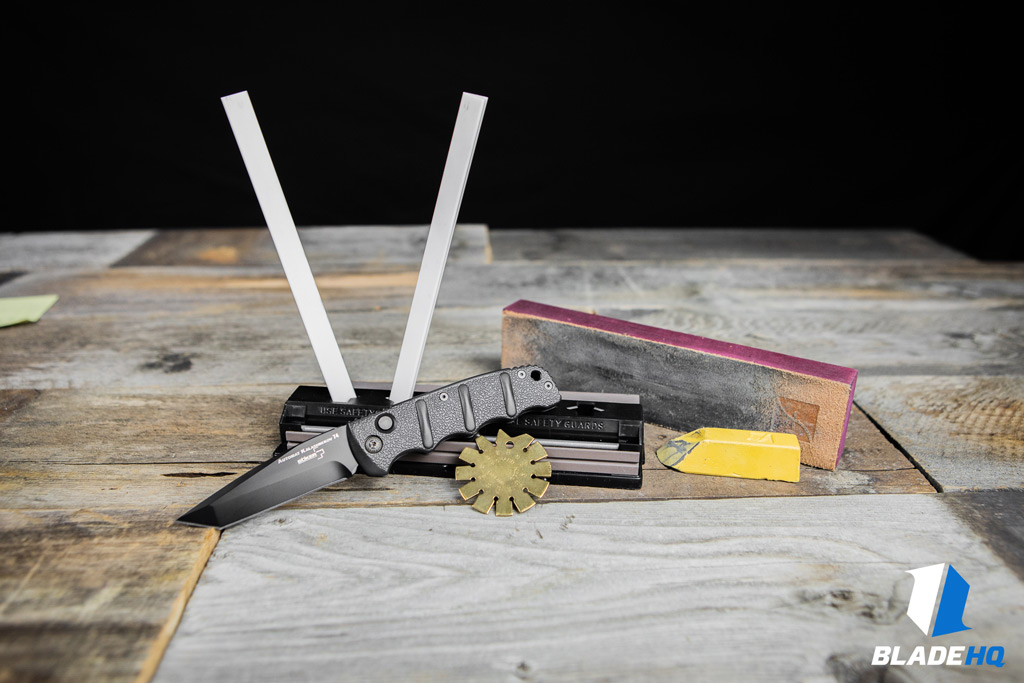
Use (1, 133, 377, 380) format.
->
(454, 430, 551, 516)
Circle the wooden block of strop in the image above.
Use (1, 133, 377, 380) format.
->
(501, 300, 858, 470)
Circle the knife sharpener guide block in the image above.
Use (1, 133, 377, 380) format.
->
(278, 383, 644, 489)
(501, 300, 857, 471)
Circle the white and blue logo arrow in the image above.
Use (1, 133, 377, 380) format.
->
(906, 563, 971, 637)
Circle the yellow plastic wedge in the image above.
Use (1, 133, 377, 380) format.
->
(657, 428, 801, 482)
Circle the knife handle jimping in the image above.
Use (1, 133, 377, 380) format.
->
(346, 366, 561, 476)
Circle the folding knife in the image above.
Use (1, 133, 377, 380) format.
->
(177, 366, 561, 529)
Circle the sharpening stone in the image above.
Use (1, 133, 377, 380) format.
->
(501, 300, 858, 470)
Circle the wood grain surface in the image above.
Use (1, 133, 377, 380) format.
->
(154, 495, 1023, 683)
(115, 224, 491, 269)
(0, 510, 216, 683)
(1, 258, 1020, 391)
(1, 226, 1021, 682)
(856, 376, 1024, 491)
(0, 400, 932, 514)
(489, 228, 970, 261)
(0, 230, 155, 270)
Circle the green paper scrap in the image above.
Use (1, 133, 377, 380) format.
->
(0, 295, 59, 328)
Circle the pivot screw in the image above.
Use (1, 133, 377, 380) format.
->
(365, 436, 383, 453)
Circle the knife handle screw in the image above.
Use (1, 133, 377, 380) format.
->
(365, 435, 383, 453)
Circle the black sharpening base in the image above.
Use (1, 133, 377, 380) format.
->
(276, 382, 644, 489)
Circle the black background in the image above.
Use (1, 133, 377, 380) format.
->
(14, 6, 1021, 259)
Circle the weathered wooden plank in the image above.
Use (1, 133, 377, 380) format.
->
(1, 389, 931, 507)
(0, 230, 156, 270)
(154, 495, 1023, 682)
(944, 490, 1024, 583)
(0, 313, 494, 391)
(7, 259, 1021, 311)
(3, 295, 1018, 389)
(441, 259, 1022, 303)
(0, 228, 962, 272)
(5, 259, 1021, 313)
(0, 266, 421, 315)
(0, 389, 39, 423)
(595, 303, 1024, 376)
(3, 457, 934, 516)
(2, 294, 1015, 387)
(1, 275, 1021, 390)
(114, 225, 491, 269)
(1, 257, 1020, 389)
(0, 384, 220, 683)
(459, 260, 1024, 306)
(856, 376, 1024, 491)
(0, 385, 285, 465)
(490, 228, 971, 261)
(0, 509, 216, 683)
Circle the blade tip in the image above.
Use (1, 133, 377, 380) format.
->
(175, 508, 223, 529)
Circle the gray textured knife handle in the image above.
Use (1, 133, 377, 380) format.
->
(347, 366, 561, 476)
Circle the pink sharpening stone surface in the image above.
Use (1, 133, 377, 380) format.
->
(501, 300, 858, 470)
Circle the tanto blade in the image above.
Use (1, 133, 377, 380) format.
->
(176, 427, 359, 530)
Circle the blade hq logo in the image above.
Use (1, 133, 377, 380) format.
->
(873, 563, 1005, 668)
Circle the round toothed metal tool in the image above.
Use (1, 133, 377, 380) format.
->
(455, 429, 551, 516)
